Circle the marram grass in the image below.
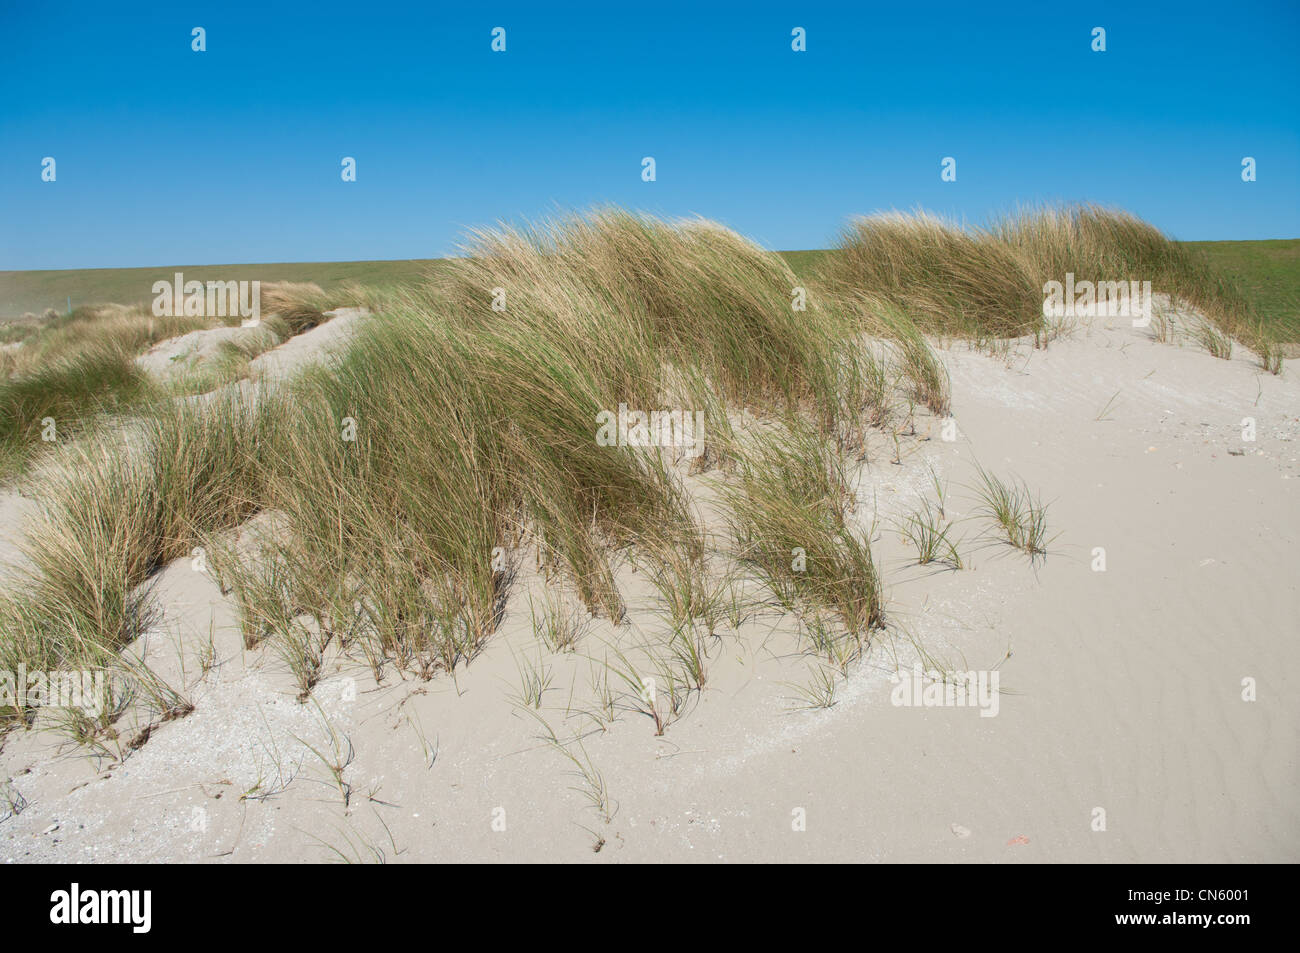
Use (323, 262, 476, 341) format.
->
(6, 203, 1255, 738)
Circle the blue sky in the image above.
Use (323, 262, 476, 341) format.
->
(1, 0, 1297, 269)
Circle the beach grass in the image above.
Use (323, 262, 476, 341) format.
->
(1, 204, 1277, 738)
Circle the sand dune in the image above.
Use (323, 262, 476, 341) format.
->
(3, 306, 1294, 863)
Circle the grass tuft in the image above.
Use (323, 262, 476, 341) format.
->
(972, 465, 1050, 560)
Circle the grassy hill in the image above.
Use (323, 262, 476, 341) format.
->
(1179, 239, 1300, 330)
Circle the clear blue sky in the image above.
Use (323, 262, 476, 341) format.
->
(1, 0, 1297, 270)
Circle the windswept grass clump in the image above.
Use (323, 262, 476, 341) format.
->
(0, 340, 153, 474)
(529, 591, 589, 653)
(972, 465, 1050, 560)
(899, 497, 963, 569)
(639, 531, 731, 639)
(820, 211, 1042, 338)
(870, 301, 952, 416)
(259, 280, 382, 336)
(992, 204, 1253, 336)
(0, 388, 279, 698)
(439, 209, 873, 419)
(723, 418, 883, 645)
(1193, 318, 1235, 361)
(821, 204, 1272, 369)
(259, 282, 333, 335)
(0, 303, 230, 475)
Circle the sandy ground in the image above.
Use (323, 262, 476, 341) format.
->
(134, 324, 276, 381)
(134, 307, 364, 385)
(1, 310, 1297, 863)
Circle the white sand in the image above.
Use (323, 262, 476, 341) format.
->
(2, 312, 1297, 863)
